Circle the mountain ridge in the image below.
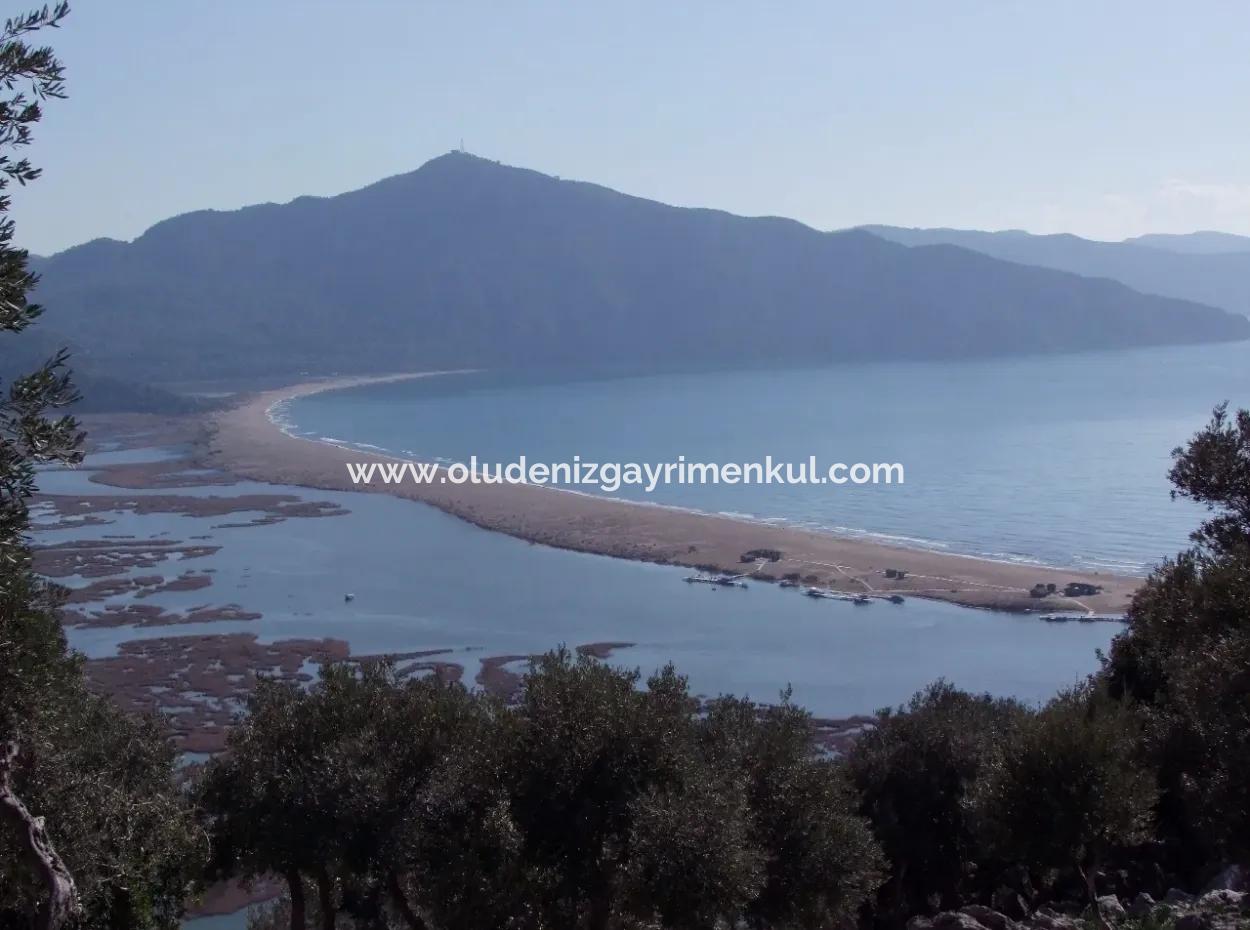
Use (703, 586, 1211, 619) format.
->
(1126, 230, 1250, 254)
(27, 152, 1250, 382)
(859, 224, 1250, 315)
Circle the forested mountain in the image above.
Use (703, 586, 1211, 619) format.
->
(27, 153, 1248, 382)
(0, 325, 201, 414)
(862, 224, 1250, 315)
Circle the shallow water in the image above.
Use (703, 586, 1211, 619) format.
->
(45, 450, 1115, 717)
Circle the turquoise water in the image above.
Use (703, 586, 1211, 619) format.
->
(287, 343, 1250, 575)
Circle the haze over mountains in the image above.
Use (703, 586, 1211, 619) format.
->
(861, 225, 1250, 316)
(1124, 231, 1250, 255)
(22, 153, 1250, 392)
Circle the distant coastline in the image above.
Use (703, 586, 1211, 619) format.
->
(201, 373, 1141, 615)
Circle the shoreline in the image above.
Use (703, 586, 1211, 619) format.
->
(200, 373, 1141, 614)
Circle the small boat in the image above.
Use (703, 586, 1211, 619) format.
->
(344, 593, 355, 602)
(806, 587, 866, 603)
(887, 594, 905, 604)
(1041, 612, 1127, 624)
(685, 574, 747, 589)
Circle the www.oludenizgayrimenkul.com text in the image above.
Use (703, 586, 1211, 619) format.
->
(345, 456, 904, 494)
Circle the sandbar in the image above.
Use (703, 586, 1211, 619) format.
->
(201, 373, 1142, 614)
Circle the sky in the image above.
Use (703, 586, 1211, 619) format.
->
(10, 0, 1250, 255)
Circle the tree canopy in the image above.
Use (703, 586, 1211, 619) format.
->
(203, 652, 885, 930)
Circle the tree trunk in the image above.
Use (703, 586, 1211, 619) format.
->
(0, 741, 79, 930)
(285, 869, 307, 930)
(315, 867, 336, 930)
(1078, 860, 1109, 930)
(387, 871, 428, 930)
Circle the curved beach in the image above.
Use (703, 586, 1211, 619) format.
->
(202, 373, 1141, 614)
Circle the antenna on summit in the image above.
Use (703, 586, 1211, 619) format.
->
(459, 138, 465, 153)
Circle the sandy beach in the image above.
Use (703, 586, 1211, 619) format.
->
(201, 373, 1141, 614)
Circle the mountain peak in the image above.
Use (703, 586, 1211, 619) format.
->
(418, 149, 502, 171)
(28, 161, 1249, 381)
(351, 150, 564, 202)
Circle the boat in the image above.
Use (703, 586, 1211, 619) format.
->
(685, 574, 747, 589)
(806, 587, 870, 603)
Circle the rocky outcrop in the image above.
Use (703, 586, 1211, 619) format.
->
(907, 884, 1250, 930)
(1205, 867, 1250, 895)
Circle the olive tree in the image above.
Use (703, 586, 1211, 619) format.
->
(976, 684, 1156, 914)
(1102, 404, 1250, 871)
(845, 682, 1025, 922)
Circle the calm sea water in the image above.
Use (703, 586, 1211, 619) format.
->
(287, 343, 1250, 575)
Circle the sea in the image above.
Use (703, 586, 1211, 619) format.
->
(286, 341, 1250, 577)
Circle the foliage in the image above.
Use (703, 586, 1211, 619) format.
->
(701, 693, 885, 929)
(1, 688, 205, 929)
(845, 681, 1025, 921)
(1103, 405, 1250, 869)
(1166, 402, 1250, 554)
(200, 663, 519, 930)
(507, 650, 784, 930)
(975, 684, 1157, 905)
(204, 652, 885, 930)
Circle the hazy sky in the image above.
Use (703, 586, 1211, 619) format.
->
(11, 0, 1250, 254)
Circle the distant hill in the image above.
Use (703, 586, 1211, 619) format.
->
(860, 225, 1250, 315)
(1124, 231, 1250, 255)
(27, 153, 1249, 382)
(0, 326, 202, 415)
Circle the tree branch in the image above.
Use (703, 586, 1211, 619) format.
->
(0, 740, 79, 930)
